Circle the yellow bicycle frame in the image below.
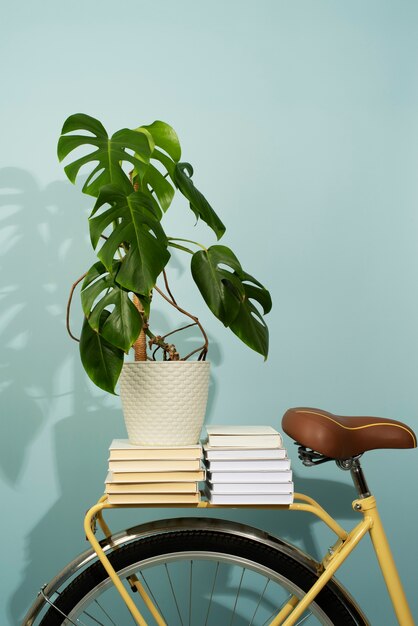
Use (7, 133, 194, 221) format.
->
(84, 492, 415, 626)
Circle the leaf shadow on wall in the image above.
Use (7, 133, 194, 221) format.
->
(0, 168, 223, 623)
(0, 168, 116, 621)
(0, 167, 92, 483)
(1, 168, 358, 622)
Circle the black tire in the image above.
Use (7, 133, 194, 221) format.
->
(40, 529, 362, 625)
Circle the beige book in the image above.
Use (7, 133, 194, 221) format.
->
(108, 459, 201, 472)
(106, 492, 201, 505)
(109, 439, 202, 461)
(105, 477, 198, 494)
(106, 469, 205, 483)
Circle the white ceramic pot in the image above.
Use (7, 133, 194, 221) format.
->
(119, 360, 211, 445)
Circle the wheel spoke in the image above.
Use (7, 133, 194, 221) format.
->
(263, 601, 314, 626)
(249, 579, 270, 626)
(92, 598, 118, 625)
(188, 560, 193, 626)
(165, 562, 184, 626)
(77, 609, 106, 625)
(262, 594, 298, 626)
(229, 567, 245, 626)
(138, 571, 167, 624)
(43, 531, 349, 626)
(204, 561, 219, 626)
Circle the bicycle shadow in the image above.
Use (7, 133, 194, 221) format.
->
(230, 471, 359, 560)
(166, 473, 359, 622)
(182, 470, 358, 563)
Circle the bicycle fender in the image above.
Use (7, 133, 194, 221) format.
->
(21, 516, 369, 626)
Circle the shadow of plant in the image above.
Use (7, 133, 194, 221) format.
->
(1, 167, 358, 623)
(0, 167, 224, 623)
(0, 168, 121, 622)
(0, 167, 92, 482)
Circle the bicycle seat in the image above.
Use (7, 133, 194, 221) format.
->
(282, 407, 417, 459)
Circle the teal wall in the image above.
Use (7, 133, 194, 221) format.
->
(1, 1, 418, 623)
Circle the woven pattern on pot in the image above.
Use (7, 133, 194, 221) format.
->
(119, 362, 210, 446)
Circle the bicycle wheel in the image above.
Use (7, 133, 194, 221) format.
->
(39, 527, 363, 626)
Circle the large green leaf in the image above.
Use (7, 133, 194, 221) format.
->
(229, 273, 271, 359)
(134, 120, 181, 212)
(191, 245, 244, 327)
(90, 185, 170, 295)
(174, 163, 226, 239)
(80, 261, 142, 352)
(239, 272, 272, 316)
(79, 311, 124, 394)
(191, 246, 271, 357)
(138, 120, 181, 162)
(142, 164, 175, 212)
(57, 113, 154, 197)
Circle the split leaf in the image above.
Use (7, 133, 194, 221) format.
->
(58, 113, 154, 197)
(79, 311, 124, 394)
(81, 261, 142, 353)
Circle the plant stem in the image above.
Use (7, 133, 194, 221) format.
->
(163, 269, 177, 305)
(133, 296, 147, 361)
(162, 322, 197, 339)
(153, 285, 208, 360)
(167, 241, 195, 254)
(168, 237, 207, 251)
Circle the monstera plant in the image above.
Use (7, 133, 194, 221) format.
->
(58, 114, 272, 397)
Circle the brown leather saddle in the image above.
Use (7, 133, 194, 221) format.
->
(282, 407, 417, 460)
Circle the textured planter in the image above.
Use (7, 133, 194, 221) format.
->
(119, 360, 211, 445)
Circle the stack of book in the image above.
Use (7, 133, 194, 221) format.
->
(203, 425, 294, 505)
(105, 439, 204, 504)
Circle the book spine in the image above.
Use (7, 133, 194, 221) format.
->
(206, 460, 290, 471)
(106, 482, 199, 494)
(204, 450, 286, 460)
(206, 471, 292, 483)
(207, 436, 282, 448)
(207, 494, 294, 505)
(107, 470, 205, 482)
(109, 460, 201, 472)
(208, 482, 294, 494)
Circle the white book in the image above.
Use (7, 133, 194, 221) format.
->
(203, 445, 287, 460)
(207, 481, 294, 495)
(207, 469, 292, 483)
(205, 491, 294, 505)
(206, 425, 282, 448)
(206, 458, 291, 472)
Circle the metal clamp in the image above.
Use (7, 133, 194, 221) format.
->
(39, 585, 79, 626)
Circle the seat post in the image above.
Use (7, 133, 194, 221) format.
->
(350, 458, 371, 498)
(337, 456, 371, 497)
